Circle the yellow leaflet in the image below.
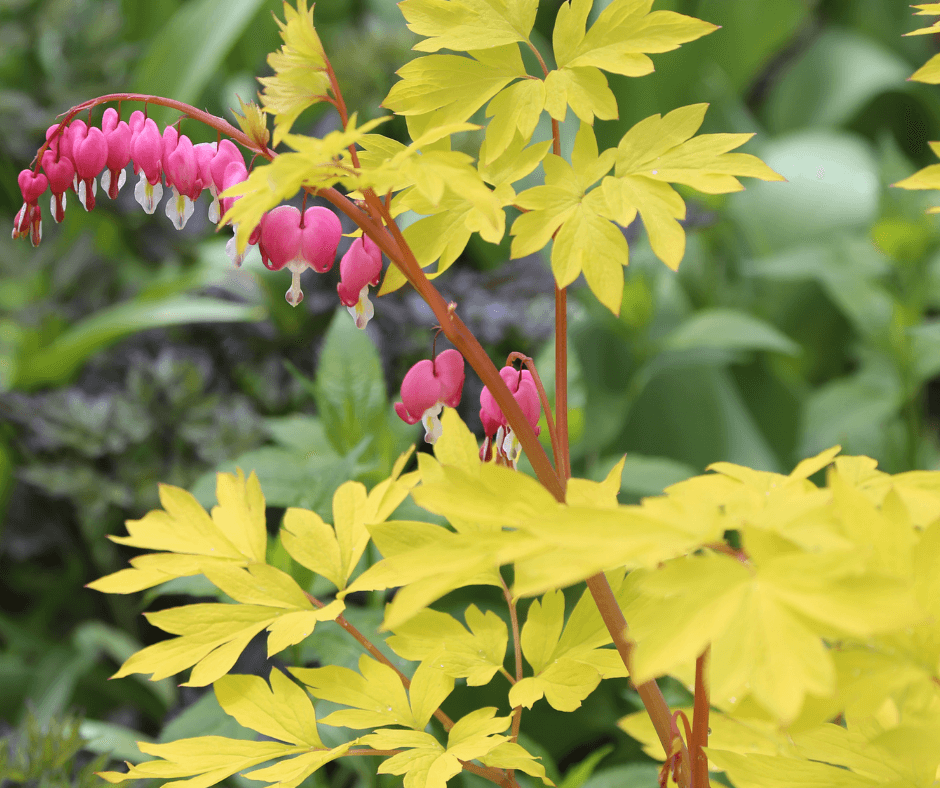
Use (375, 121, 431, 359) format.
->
(280, 469, 413, 592)
(553, 0, 718, 77)
(618, 706, 790, 763)
(478, 134, 552, 188)
(480, 742, 553, 784)
(564, 456, 625, 508)
(383, 45, 527, 124)
(203, 563, 311, 608)
(361, 709, 513, 788)
(214, 669, 322, 747)
(232, 97, 270, 150)
(509, 585, 629, 712)
(259, 0, 330, 146)
(88, 470, 264, 594)
(623, 550, 922, 725)
(602, 103, 783, 271)
(293, 656, 453, 731)
(400, 0, 539, 53)
(483, 80, 546, 163)
(98, 737, 300, 787)
(242, 745, 354, 788)
(112, 598, 342, 687)
(432, 405, 484, 474)
(543, 66, 618, 124)
(387, 604, 508, 686)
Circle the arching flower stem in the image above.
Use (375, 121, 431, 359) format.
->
(505, 352, 561, 480)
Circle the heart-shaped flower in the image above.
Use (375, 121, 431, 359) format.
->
(394, 349, 465, 443)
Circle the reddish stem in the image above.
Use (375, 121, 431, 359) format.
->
(691, 648, 711, 787)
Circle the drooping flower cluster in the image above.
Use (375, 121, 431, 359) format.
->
(394, 348, 465, 443)
(13, 108, 248, 250)
(479, 366, 541, 467)
(13, 105, 389, 325)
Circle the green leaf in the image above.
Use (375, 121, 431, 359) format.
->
(763, 28, 911, 134)
(314, 308, 388, 455)
(13, 297, 265, 391)
(662, 309, 800, 357)
(131, 0, 270, 127)
(557, 745, 614, 788)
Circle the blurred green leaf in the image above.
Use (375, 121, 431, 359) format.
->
(313, 308, 388, 456)
(763, 28, 910, 133)
(189, 441, 370, 517)
(730, 131, 881, 253)
(798, 359, 903, 457)
(158, 691, 253, 744)
(622, 366, 781, 473)
(558, 745, 614, 788)
(131, 0, 270, 127)
(694, 0, 812, 93)
(13, 296, 266, 391)
(580, 764, 662, 788)
(662, 308, 800, 357)
(78, 720, 152, 763)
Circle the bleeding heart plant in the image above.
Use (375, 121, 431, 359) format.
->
(15, 3, 940, 788)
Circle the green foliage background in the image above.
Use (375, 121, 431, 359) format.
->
(2, 0, 940, 786)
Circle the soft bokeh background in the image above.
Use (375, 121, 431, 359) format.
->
(2, 0, 940, 786)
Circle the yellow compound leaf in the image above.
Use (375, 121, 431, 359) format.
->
(601, 104, 783, 272)
(509, 582, 629, 712)
(259, 0, 331, 146)
(214, 668, 323, 747)
(88, 469, 265, 594)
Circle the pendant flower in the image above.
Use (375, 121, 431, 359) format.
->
(336, 236, 382, 329)
(394, 348, 465, 443)
(258, 204, 342, 305)
(479, 366, 541, 467)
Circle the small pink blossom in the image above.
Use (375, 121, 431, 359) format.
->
(100, 108, 132, 200)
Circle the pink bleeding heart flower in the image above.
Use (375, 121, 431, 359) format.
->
(394, 349, 465, 443)
(300, 206, 341, 274)
(13, 169, 48, 247)
(130, 117, 164, 213)
(258, 204, 342, 306)
(207, 139, 242, 223)
(41, 149, 74, 223)
(64, 119, 86, 190)
(72, 125, 107, 212)
(220, 160, 250, 267)
(479, 366, 541, 467)
(163, 134, 208, 230)
(336, 236, 382, 329)
(100, 108, 131, 200)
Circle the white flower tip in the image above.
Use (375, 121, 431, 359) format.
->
(165, 188, 194, 230)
